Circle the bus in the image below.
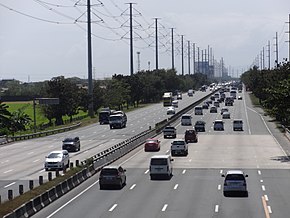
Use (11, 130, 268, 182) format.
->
(163, 92, 173, 107)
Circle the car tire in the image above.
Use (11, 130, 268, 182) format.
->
(99, 184, 104, 190)
(119, 181, 123, 189)
(223, 191, 228, 197)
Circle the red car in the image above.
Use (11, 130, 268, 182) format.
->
(144, 138, 160, 151)
(184, 129, 198, 143)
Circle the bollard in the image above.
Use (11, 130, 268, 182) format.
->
(149, 126, 151, 130)
(8, 190, 13, 200)
(63, 167, 66, 174)
(0, 194, 1, 204)
(39, 176, 43, 185)
(76, 160, 79, 167)
(70, 162, 74, 169)
(55, 170, 60, 177)
(19, 184, 24, 195)
(48, 172, 52, 181)
(29, 180, 34, 190)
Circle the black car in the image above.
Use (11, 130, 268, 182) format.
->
(62, 137, 80, 152)
(99, 165, 126, 189)
(194, 120, 206, 132)
(210, 106, 217, 113)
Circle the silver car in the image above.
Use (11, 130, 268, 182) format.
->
(222, 170, 248, 197)
(44, 150, 70, 171)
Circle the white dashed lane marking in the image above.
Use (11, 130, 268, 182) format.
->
(109, 204, 117, 212)
(161, 204, 168, 211)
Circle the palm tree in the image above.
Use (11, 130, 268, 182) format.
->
(9, 109, 32, 135)
(0, 101, 11, 129)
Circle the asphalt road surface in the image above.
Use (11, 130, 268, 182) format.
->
(31, 88, 290, 218)
(0, 90, 211, 201)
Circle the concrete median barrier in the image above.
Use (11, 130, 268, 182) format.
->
(32, 196, 43, 212)
(48, 187, 57, 202)
(41, 191, 50, 207)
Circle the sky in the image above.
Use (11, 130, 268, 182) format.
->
(0, 0, 289, 82)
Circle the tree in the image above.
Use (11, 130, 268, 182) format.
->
(0, 101, 11, 131)
(9, 109, 32, 136)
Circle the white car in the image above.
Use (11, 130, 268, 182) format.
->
(171, 139, 188, 156)
(181, 114, 192, 126)
(172, 100, 178, 108)
(220, 107, 229, 115)
(222, 112, 231, 119)
(167, 106, 176, 115)
(44, 150, 70, 171)
(222, 170, 248, 197)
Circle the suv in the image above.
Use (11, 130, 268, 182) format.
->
(171, 139, 188, 156)
(185, 129, 198, 143)
(233, 119, 243, 131)
(194, 120, 206, 132)
(44, 150, 70, 171)
(99, 165, 126, 189)
(62, 137, 80, 152)
(222, 170, 248, 197)
(163, 126, 177, 138)
(213, 120, 224, 131)
(181, 114, 192, 126)
(210, 106, 217, 113)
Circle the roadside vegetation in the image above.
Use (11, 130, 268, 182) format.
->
(0, 69, 213, 136)
(241, 62, 290, 127)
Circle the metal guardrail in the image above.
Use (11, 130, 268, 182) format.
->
(9, 123, 81, 142)
(3, 91, 218, 217)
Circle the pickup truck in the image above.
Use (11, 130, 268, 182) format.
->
(171, 139, 188, 156)
(62, 137, 80, 152)
(163, 126, 176, 138)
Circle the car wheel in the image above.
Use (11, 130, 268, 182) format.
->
(223, 191, 228, 197)
(244, 191, 248, 197)
(119, 181, 123, 189)
(99, 184, 104, 190)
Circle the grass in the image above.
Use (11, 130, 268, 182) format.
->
(248, 93, 261, 107)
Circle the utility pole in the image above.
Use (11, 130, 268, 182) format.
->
(136, 51, 140, 72)
(267, 40, 271, 69)
(188, 41, 191, 75)
(128, 3, 135, 75)
(201, 49, 204, 74)
(154, 18, 159, 70)
(274, 31, 279, 68)
(286, 14, 290, 62)
(193, 43, 196, 74)
(87, 0, 94, 117)
(171, 28, 175, 70)
(262, 47, 265, 69)
(181, 35, 184, 75)
(197, 47, 200, 73)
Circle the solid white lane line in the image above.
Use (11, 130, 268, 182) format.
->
(39, 169, 45, 173)
(262, 185, 266, 191)
(130, 184, 136, 190)
(264, 195, 269, 201)
(267, 206, 272, 214)
(174, 184, 179, 190)
(109, 204, 118, 212)
(161, 204, 168, 211)
(33, 159, 40, 163)
(258, 170, 261, 175)
(215, 205, 219, 213)
(144, 169, 149, 174)
(218, 184, 221, 190)
(83, 151, 88, 153)
(4, 169, 13, 174)
(4, 182, 16, 188)
(182, 169, 186, 174)
(28, 152, 34, 155)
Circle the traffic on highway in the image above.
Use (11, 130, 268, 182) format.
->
(1, 84, 290, 218)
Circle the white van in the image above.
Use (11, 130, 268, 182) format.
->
(194, 106, 203, 115)
(149, 155, 173, 180)
(181, 114, 192, 126)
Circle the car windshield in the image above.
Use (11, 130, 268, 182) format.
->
(182, 116, 191, 119)
(109, 116, 121, 121)
(173, 141, 185, 145)
(101, 169, 118, 176)
(48, 153, 62, 158)
(151, 158, 167, 165)
(226, 174, 245, 181)
(63, 138, 74, 142)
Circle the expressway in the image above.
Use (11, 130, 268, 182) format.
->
(31, 89, 290, 218)
(0, 89, 211, 201)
